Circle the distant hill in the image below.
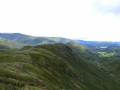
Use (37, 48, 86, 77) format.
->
(78, 40, 120, 49)
(78, 40, 120, 57)
(0, 33, 81, 46)
(0, 44, 11, 49)
(0, 38, 25, 48)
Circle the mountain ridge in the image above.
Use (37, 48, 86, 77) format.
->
(0, 33, 81, 47)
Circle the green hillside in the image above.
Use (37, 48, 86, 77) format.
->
(0, 43, 119, 90)
(99, 55, 120, 81)
(67, 42, 99, 61)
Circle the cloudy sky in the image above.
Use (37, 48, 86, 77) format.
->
(0, 0, 120, 41)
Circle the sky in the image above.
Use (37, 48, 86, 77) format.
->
(0, 0, 120, 41)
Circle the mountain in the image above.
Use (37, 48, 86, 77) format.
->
(0, 33, 81, 46)
(0, 43, 119, 90)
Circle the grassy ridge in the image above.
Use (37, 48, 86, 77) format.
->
(0, 43, 119, 90)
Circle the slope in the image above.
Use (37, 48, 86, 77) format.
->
(99, 55, 120, 81)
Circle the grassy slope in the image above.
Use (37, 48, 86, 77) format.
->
(0, 43, 120, 90)
(99, 55, 120, 81)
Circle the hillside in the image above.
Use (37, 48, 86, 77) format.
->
(67, 42, 99, 61)
(0, 43, 119, 90)
(99, 55, 120, 81)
